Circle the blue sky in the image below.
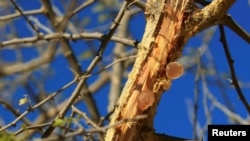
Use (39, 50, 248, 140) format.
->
(0, 0, 250, 140)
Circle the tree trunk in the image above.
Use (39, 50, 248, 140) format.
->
(105, 0, 236, 141)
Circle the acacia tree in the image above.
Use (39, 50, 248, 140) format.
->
(0, 0, 249, 141)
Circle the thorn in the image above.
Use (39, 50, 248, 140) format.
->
(67, 66, 80, 79)
(227, 79, 233, 85)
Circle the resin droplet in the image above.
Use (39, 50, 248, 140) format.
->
(166, 61, 184, 79)
(137, 90, 155, 111)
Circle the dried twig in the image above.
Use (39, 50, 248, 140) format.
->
(71, 0, 96, 17)
(0, 78, 77, 131)
(41, 1, 131, 137)
(0, 99, 32, 127)
(0, 32, 138, 49)
(219, 25, 250, 114)
(219, 15, 250, 44)
(9, 0, 41, 35)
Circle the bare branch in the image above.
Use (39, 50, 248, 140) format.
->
(185, 0, 236, 38)
(42, 2, 132, 137)
(0, 99, 32, 127)
(0, 32, 138, 49)
(0, 8, 43, 21)
(0, 78, 77, 131)
(0, 0, 249, 140)
(219, 25, 250, 114)
(72, 106, 104, 132)
(9, 0, 41, 35)
(218, 15, 250, 44)
(71, 0, 96, 17)
(0, 40, 58, 77)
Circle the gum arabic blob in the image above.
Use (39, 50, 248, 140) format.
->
(166, 61, 184, 79)
(137, 90, 155, 111)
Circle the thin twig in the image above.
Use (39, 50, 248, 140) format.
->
(87, 55, 137, 78)
(127, 0, 145, 11)
(219, 15, 250, 44)
(9, 0, 41, 35)
(71, 0, 96, 17)
(0, 32, 138, 49)
(72, 106, 104, 132)
(97, 1, 129, 56)
(206, 84, 249, 124)
(14, 123, 51, 135)
(0, 99, 32, 126)
(200, 65, 214, 139)
(0, 78, 77, 131)
(0, 40, 58, 77)
(193, 51, 201, 140)
(219, 25, 250, 115)
(42, 1, 131, 137)
(0, 8, 43, 21)
(41, 115, 147, 141)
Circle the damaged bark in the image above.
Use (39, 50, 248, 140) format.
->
(105, 0, 236, 141)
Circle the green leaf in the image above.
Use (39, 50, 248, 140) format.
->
(53, 119, 65, 127)
(0, 131, 16, 141)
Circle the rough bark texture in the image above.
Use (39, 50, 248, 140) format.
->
(105, 0, 236, 141)
(105, 0, 193, 140)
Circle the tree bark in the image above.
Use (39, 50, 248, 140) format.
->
(105, 0, 236, 141)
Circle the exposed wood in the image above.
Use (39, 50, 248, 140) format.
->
(105, 0, 237, 141)
(105, 0, 193, 140)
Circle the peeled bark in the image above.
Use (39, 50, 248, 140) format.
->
(105, 0, 236, 141)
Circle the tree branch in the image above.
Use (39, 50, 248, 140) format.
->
(218, 15, 250, 44)
(105, 0, 239, 141)
(106, 0, 193, 140)
(42, 1, 130, 138)
(185, 0, 236, 38)
(0, 32, 138, 49)
(219, 25, 250, 114)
